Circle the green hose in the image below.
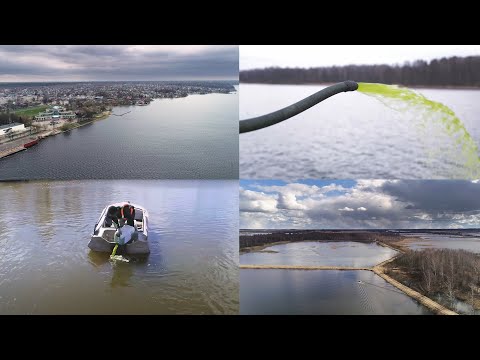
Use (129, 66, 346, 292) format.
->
(111, 243, 119, 257)
(239, 80, 358, 133)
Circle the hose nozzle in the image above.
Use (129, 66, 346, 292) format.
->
(343, 80, 358, 92)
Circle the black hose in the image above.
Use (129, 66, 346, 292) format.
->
(239, 80, 358, 134)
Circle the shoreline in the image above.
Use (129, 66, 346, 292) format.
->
(0, 110, 112, 159)
(59, 109, 113, 132)
(240, 233, 420, 254)
(373, 261, 457, 315)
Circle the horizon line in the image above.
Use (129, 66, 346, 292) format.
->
(0, 79, 239, 84)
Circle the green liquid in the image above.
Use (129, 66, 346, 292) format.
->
(358, 83, 480, 177)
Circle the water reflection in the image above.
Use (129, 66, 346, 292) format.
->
(240, 269, 432, 315)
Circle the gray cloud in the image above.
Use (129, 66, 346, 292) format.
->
(240, 180, 480, 229)
(0, 45, 238, 81)
(381, 180, 480, 212)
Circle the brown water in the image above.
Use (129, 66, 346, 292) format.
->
(0, 180, 238, 314)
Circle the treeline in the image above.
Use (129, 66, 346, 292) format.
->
(240, 56, 480, 87)
(388, 249, 480, 310)
(240, 230, 403, 249)
(0, 113, 31, 126)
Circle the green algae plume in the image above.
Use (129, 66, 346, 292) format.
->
(358, 83, 480, 178)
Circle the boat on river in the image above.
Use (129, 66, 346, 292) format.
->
(88, 202, 150, 254)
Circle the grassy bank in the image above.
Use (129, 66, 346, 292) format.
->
(385, 249, 480, 313)
(13, 105, 49, 117)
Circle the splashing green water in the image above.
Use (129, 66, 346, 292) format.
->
(358, 83, 480, 177)
(110, 255, 130, 263)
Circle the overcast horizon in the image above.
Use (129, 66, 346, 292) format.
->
(0, 79, 238, 84)
(240, 45, 480, 70)
(0, 45, 238, 82)
(240, 179, 480, 230)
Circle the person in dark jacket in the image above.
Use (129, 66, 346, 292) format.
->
(106, 206, 122, 227)
(120, 203, 135, 227)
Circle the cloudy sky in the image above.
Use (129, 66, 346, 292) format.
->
(0, 45, 238, 82)
(240, 45, 480, 70)
(240, 179, 480, 229)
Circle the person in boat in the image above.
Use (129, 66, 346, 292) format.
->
(114, 204, 136, 254)
(106, 206, 122, 227)
(121, 203, 135, 227)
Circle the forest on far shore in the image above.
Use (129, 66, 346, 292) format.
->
(240, 56, 480, 87)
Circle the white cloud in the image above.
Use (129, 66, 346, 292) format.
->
(277, 193, 306, 210)
(239, 189, 277, 213)
(240, 180, 480, 229)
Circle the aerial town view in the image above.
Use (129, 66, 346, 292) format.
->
(0, 81, 236, 160)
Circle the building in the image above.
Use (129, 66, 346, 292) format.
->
(0, 122, 25, 136)
(34, 106, 76, 122)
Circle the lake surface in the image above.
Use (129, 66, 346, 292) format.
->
(0, 180, 238, 314)
(240, 84, 480, 179)
(240, 241, 397, 267)
(401, 233, 480, 253)
(240, 269, 432, 315)
(0, 89, 238, 180)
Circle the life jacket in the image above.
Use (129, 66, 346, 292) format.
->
(120, 205, 134, 219)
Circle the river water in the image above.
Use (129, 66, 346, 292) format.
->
(240, 269, 432, 315)
(240, 84, 480, 179)
(400, 233, 480, 253)
(0, 89, 238, 180)
(240, 240, 432, 314)
(0, 180, 238, 314)
(240, 241, 397, 267)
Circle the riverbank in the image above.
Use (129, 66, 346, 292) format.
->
(383, 249, 480, 313)
(57, 110, 112, 133)
(0, 110, 112, 159)
(373, 261, 457, 315)
(240, 230, 408, 252)
(0, 145, 26, 158)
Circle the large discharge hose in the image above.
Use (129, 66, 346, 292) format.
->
(239, 80, 358, 133)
